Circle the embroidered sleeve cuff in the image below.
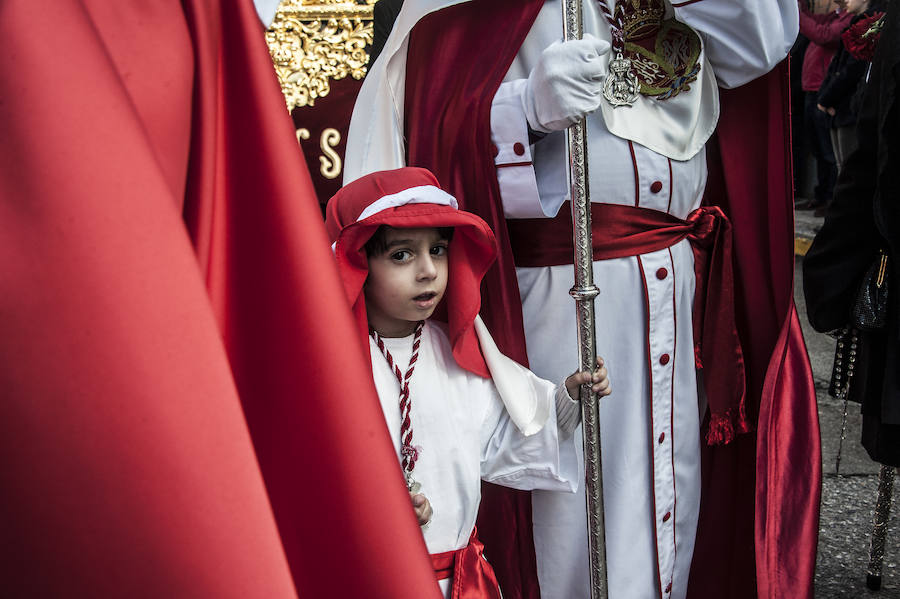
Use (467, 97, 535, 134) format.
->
(555, 383, 582, 440)
(491, 80, 546, 219)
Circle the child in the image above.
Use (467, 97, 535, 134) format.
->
(325, 167, 610, 598)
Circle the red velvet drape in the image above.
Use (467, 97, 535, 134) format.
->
(0, 1, 440, 596)
(689, 65, 820, 599)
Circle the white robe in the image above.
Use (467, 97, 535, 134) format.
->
(346, 2, 797, 597)
(370, 321, 579, 598)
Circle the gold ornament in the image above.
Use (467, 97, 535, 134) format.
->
(266, 1, 377, 111)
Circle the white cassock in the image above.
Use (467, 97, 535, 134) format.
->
(370, 320, 579, 599)
(346, 2, 798, 598)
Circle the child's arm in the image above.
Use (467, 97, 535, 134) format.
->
(478, 354, 609, 493)
(556, 357, 611, 439)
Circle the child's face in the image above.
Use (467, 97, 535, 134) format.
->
(364, 227, 449, 337)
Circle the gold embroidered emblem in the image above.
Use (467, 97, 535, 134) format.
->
(611, 0, 702, 102)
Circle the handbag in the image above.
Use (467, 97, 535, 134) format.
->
(852, 249, 890, 330)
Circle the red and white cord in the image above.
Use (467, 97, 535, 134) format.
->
(371, 321, 425, 476)
(596, 0, 625, 52)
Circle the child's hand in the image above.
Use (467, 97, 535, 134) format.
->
(565, 357, 611, 401)
(411, 492, 433, 527)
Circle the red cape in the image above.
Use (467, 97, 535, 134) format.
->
(402, 2, 820, 597)
(0, 1, 439, 596)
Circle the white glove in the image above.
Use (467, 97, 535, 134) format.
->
(522, 35, 611, 133)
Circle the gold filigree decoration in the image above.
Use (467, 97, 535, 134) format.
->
(266, 0, 377, 111)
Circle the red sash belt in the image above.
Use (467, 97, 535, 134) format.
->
(507, 202, 749, 445)
(430, 527, 501, 599)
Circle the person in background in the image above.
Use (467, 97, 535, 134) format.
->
(804, 0, 897, 468)
(817, 0, 885, 175)
(798, 0, 854, 212)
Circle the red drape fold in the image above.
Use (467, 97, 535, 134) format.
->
(0, 1, 440, 597)
(689, 65, 821, 599)
(180, 1, 441, 597)
(431, 528, 503, 599)
(0, 2, 295, 595)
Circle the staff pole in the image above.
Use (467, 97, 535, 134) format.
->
(561, 0, 608, 597)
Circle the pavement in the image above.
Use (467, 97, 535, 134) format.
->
(793, 208, 900, 598)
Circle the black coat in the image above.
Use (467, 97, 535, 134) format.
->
(817, 9, 880, 128)
(804, 1, 900, 464)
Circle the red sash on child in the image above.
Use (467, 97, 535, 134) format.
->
(507, 202, 748, 445)
(430, 527, 501, 599)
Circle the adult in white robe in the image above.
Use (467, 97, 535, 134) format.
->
(344, 2, 799, 598)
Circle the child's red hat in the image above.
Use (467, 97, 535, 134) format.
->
(326, 167, 496, 378)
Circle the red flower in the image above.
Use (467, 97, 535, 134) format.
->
(842, 12, 886, 62)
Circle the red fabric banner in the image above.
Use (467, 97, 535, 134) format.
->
(0, 1, 439, 597)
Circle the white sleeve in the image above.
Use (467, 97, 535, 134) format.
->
(490, 80, 549, 219)
(554, 383, 581, 440)
(673, 0, 799, 89)
(477, 374, 579, 493)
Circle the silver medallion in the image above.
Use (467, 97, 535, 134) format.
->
(407, 476, 421, 495)
(603, 53, 640, 108)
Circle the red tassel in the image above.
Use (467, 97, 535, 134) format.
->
(706, 404, 754, 445)
(706, 412, 735, 446)
(694, 344, 703, 369)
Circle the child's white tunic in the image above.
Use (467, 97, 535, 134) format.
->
(369, 320, 579, 598)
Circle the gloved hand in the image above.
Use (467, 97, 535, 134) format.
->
(522, 35, 611, 133)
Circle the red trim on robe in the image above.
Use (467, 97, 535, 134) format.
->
(639, 255, 665, 599)
(630, 140, 641, 207)
(666, 158, 674, 214)
(668, 246, 678, 593)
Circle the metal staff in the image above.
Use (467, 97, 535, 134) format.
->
(562, 0, 608, 597)
(866, 465, 895, 591)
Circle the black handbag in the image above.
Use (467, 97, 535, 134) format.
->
(852, 249, 890, 330)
